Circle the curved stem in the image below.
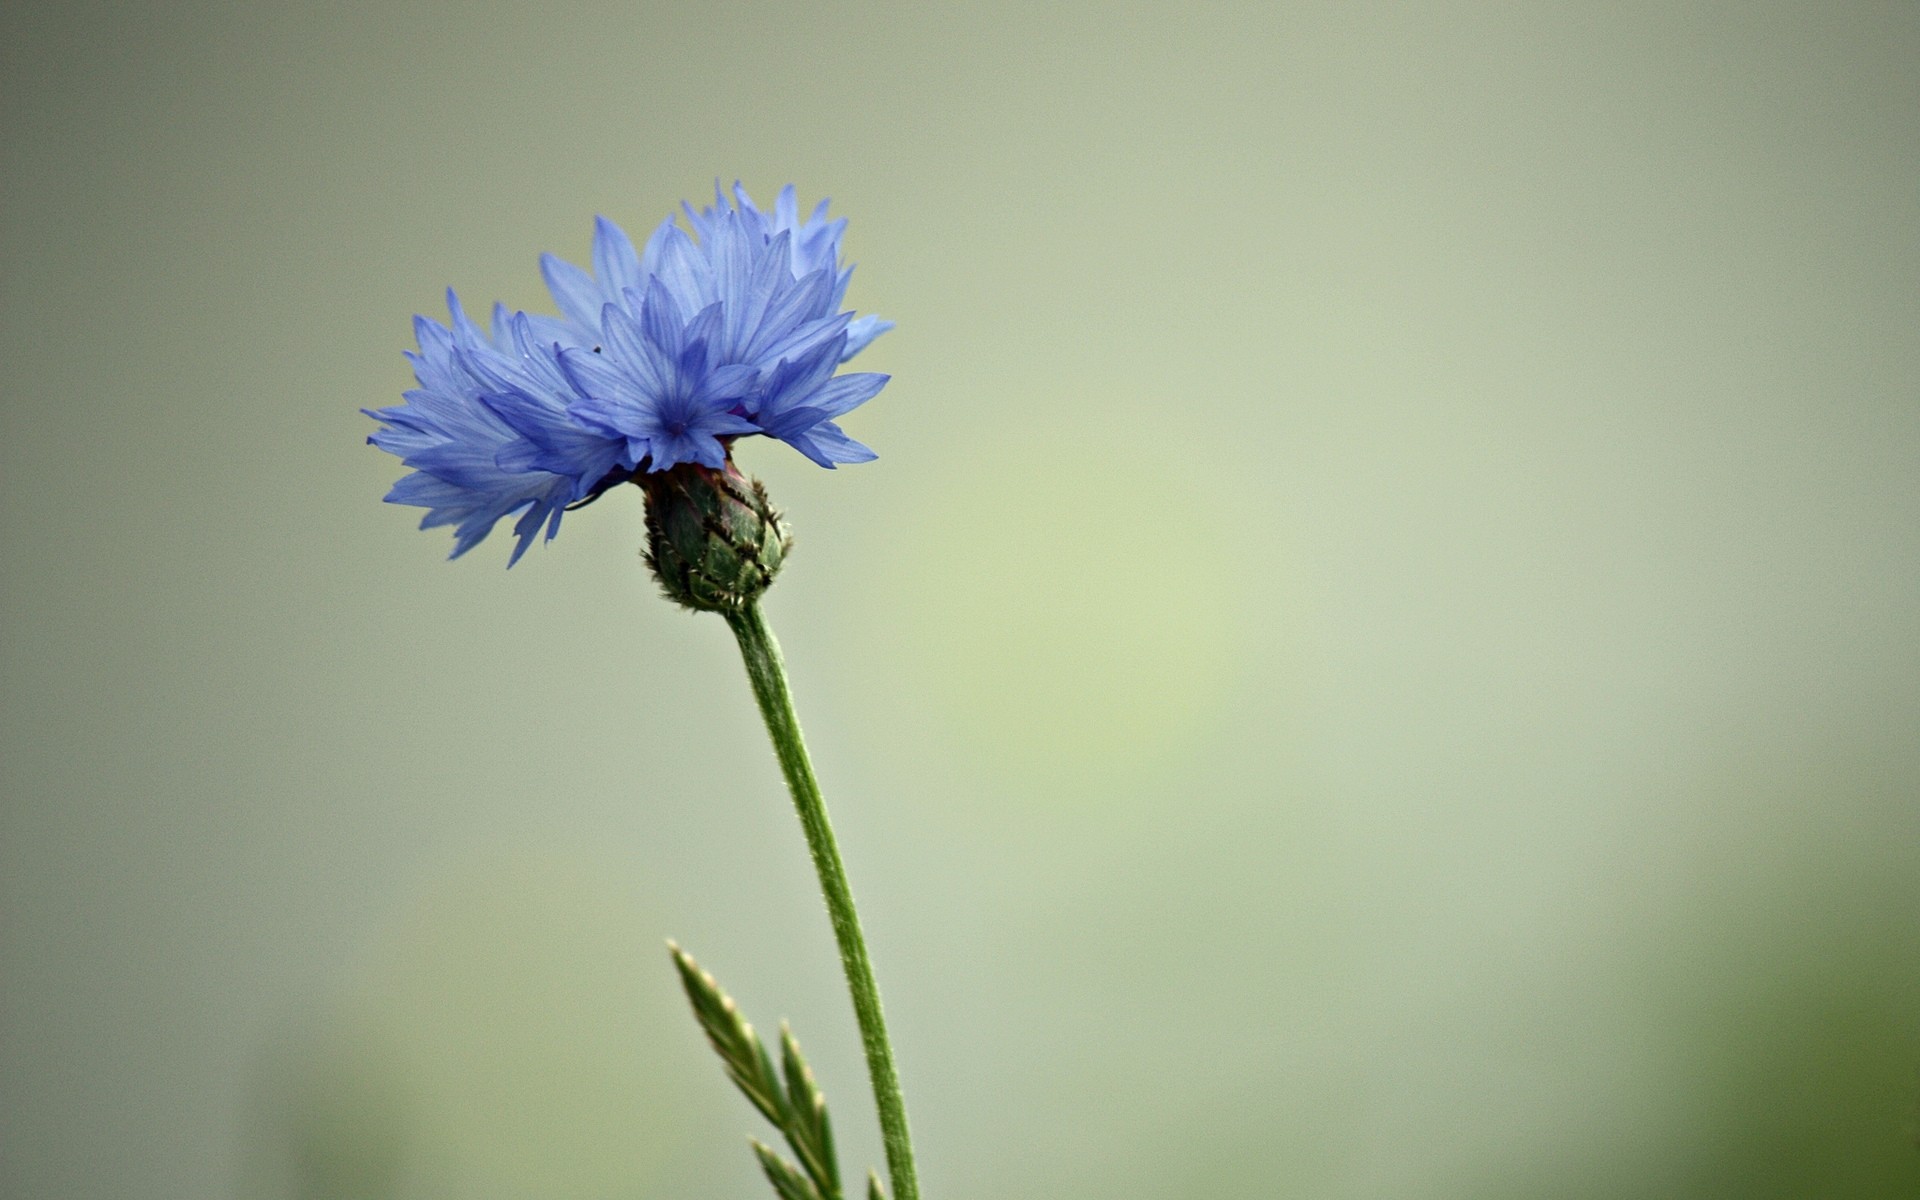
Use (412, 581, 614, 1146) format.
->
(725, 602, 921, 1200)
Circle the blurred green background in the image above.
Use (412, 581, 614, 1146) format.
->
(4, 2, 1918, 1197)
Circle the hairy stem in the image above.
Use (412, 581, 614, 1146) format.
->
(725, 602, 921, 1200)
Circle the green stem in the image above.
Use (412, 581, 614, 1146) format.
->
(725, 601, 921, 1200)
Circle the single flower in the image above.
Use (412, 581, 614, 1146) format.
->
(368, 184, 890, 563)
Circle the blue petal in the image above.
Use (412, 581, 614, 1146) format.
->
(592, 216, 644, 298)
(787, 420, 877, 468)
(557, 343, 630, 402)
(804, 371, 889, 419)
(703, 361, 760, 403)
(841, 315, 894, 361)
(639, 278, 689, 359)
(600, 303, 666, 397)
(540, 252, 604, 331)
(648, 224, 709, 318)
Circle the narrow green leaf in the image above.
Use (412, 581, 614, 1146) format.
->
(667, 942, 786, 1127)
(867, 1168, 887, 1200)
(778, 1021, 841, 1198)
(752, 1139, 821, 1200)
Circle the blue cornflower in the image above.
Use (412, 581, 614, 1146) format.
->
(368, 184, 891, 563)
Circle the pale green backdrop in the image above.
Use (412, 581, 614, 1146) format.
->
(3, 2, 1917, 1198)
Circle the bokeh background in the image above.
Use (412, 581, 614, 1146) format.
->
(4, 2, 1918, 1197)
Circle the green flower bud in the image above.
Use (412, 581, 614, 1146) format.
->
(641, 460, 792, 613)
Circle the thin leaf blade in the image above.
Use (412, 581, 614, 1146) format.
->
(668, 941, 786, 1127)
(752, 1140, 822, 1200)
(779, 1021, 841, 1197)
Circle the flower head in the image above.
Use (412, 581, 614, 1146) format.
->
(367, 184, 891, 564)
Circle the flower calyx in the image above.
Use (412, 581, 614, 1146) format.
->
(641, 460, 792, 613)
